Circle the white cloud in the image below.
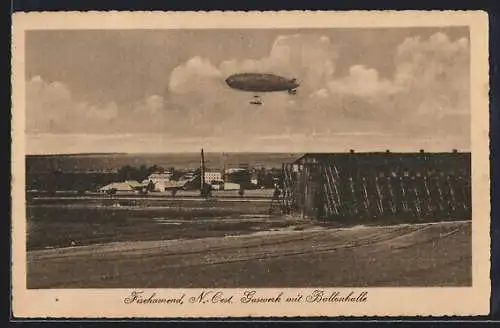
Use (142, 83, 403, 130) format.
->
(133, 94, 164, 114)
(27, 31, 470, 150)
(328, 65, 401, 97)
(219, 34, 338, 94)
(26, 77, 171, 135)
(394, 32, 469, 90)
(390, 32, 470, 135)
(310, 88, 329, 99)
(168, 56, 223, 94)
(26, 76, 119, 133)
(160, 34, 344, 137)
(160, 32, 469, 140)
(81, 102, 119, 121)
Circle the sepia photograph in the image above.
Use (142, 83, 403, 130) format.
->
(11, 11, 490, 317)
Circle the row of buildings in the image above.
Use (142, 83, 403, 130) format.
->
(98, 167, 259, 194)
(147, 168, 257, 191)
(73, 149, 472, 224)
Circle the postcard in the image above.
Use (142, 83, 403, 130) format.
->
(11, 10, 490, 317)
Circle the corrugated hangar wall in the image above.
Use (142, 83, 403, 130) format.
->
(279, 151, 471, 223)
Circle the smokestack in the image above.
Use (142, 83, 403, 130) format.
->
(200, 148, 205, 191)
(222, 152, 226, 181)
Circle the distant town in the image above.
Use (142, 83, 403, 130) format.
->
(97, 163, 282, 195)
(26, 157, 283, 197)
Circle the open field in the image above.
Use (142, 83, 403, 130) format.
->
(27, 199, 274, 250)
(27, 198, 472, 288)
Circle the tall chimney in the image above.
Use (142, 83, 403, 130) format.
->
(222, 152, 227, 182)
(200, 148, 205, 192)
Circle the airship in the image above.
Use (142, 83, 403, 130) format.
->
(225, 73, 300, 105)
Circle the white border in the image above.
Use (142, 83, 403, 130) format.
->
(11, 11, 491, 317)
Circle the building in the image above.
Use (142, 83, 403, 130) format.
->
(145, 172, 173, 192)
(224, 182, 240, 190)
(151, 180, 187, 192)
(225, 168, 247, 175)
(210, 181, 224, 190)
(204, 171, 223, 184)
(180, 171, 195, 181)
(125, 180, 147, 189)
(147, 172, 172, 184)
(225, 168, 251, 188)
(99, 181, 144, 194)
(279, 151, 471, 222)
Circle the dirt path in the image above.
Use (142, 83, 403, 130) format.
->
(27, 220, 471, 288)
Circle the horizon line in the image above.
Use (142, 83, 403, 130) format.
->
(25, 149, 471, 156)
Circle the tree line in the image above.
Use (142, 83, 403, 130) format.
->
(26, 164, 282, 193)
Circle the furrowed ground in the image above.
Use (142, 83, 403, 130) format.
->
(26, 198, 472, 288)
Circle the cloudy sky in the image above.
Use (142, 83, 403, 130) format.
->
(25, 27, 470, 154)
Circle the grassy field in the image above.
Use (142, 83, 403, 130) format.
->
(26, 195, 472, 289)
(27, 199, 276, 250)
(27, 219, 472, 288)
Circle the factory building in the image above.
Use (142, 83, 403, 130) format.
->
(278, 150, 471, 223)
(142, 172, 174, 192)
(204, 171, 223, 184)
(147, 172, 172, 183)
